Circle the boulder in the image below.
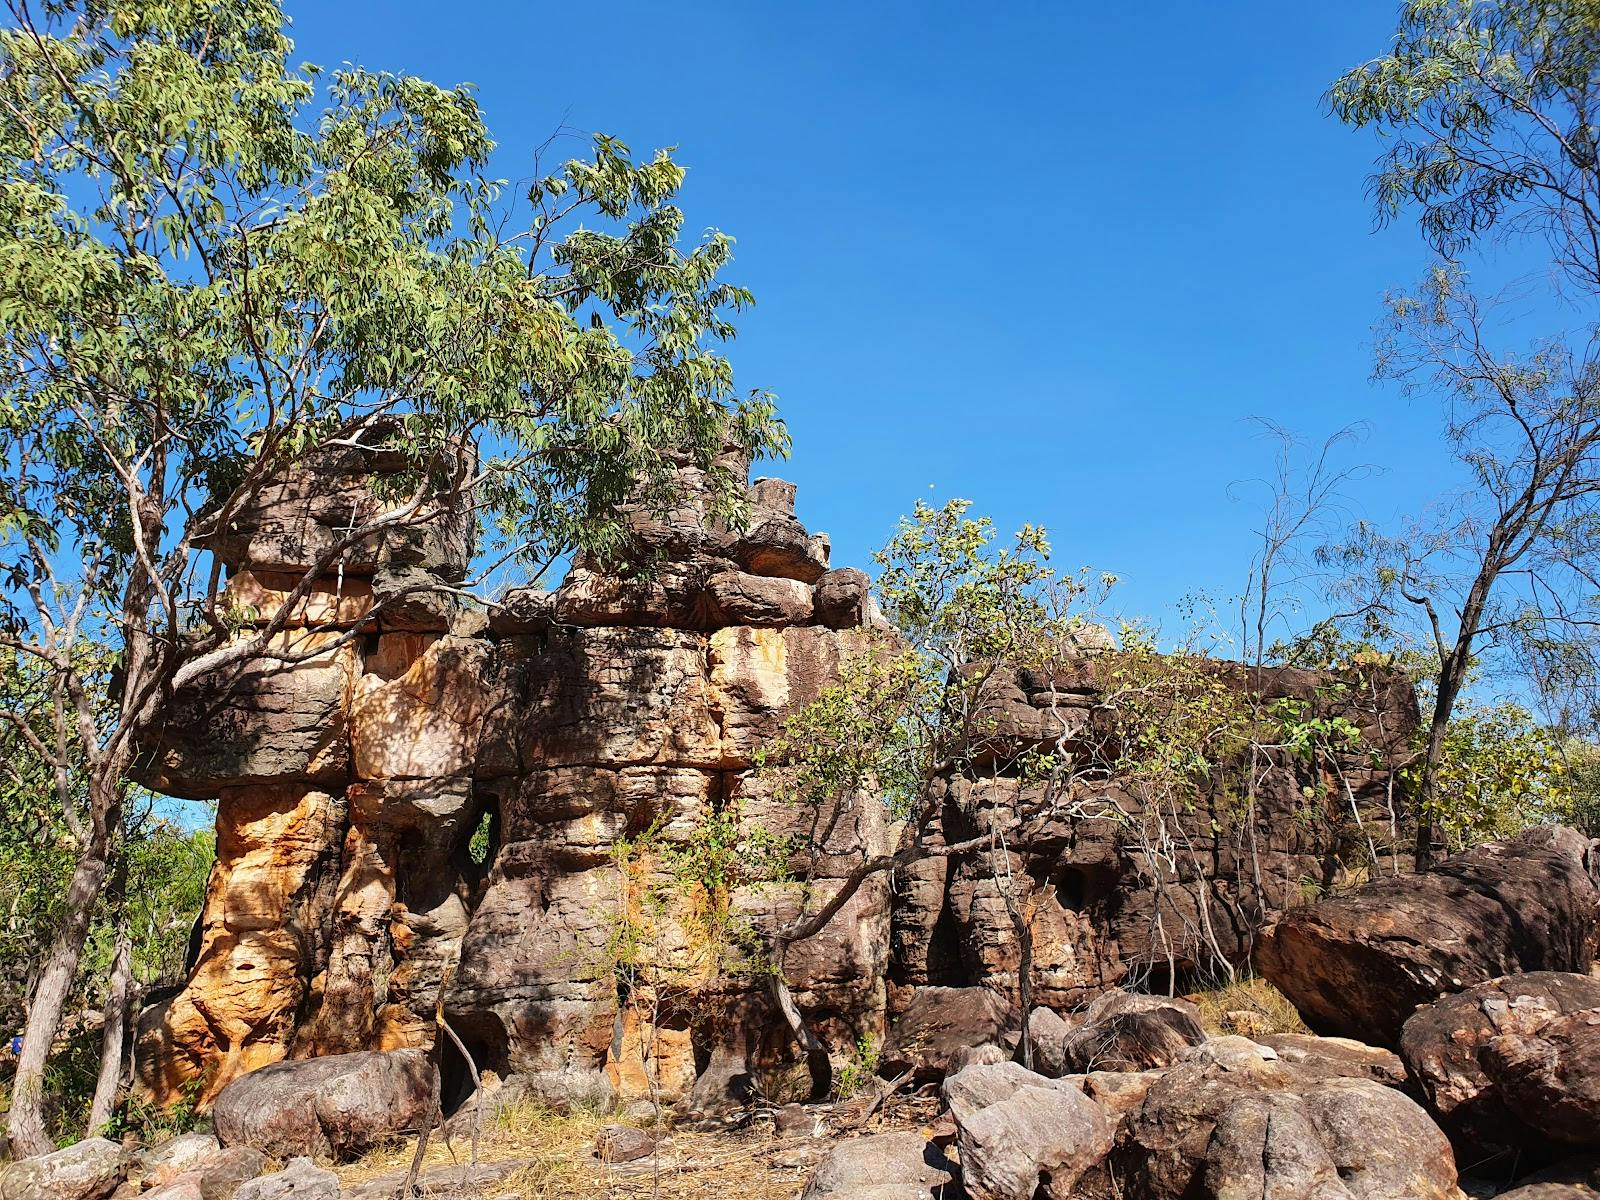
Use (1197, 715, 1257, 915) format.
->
(1258, 1032, 1407, 1085)
(1058, 990, 1207, 1073)
(955, 1082, 1114, 1200)
(705, 570, 813, 626)
(1497, 1156, 1600, 1198)
(1116, 1036, 1459, 1200)
(1018, 1005, 1076, 1077)
(212, 1049, 433, 1161)
(1400, 972, 1600, 1159)
(145, 1148, 267, 1200)
(773, 1103, 820, 1138)
(941, 1060, 1081, 1121)
(1258, 825, 1600, 1046)
(812, 568, 874, 629)
(1481, 1005, 1600, 1150)
(881, 986, 1013, 1080)
(595, 1124, 657, 1163)
(137, 1133, 221, 1189)
(1071, 1069, 1165, 1127)
(800, 1131, 959, 1200)
(140, 1181, 205, 1200)
(230, 1159, 338, 1200)
(0, 1138, 125, 1200)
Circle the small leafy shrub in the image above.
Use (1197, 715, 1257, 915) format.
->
(832, 1032, 881, 1100)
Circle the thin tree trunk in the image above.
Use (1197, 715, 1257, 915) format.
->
(7, 840, 108, 1156)
(87, 931, 133, 1133)
(1012, 907, 1034, 1071)
(1409, 564, 1495, 871)
(769, 939, 832, 1099)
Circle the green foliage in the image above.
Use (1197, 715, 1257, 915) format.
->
(0, 648, 211, 1037)
(1330, 0, 1600, 281)
(1565, 740, 1600, 835)
(0, 0, 784, 629)
(1095, 622, 1255, 817)
(1327, 1, 1600, 856)
(832, 1032, 880, 1101)
(467, 808, 493, 867)
(104, 1076, 208, 1145)
(1426, 699, 1573, 848)
(0, 0, 783, 1144)
(755, 639, 930, 821)
(601, 803, 789, 1003)
(760, 498, 1108, 829)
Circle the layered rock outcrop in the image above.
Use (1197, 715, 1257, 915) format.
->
(895, 658, 1419, 1009)
(132, 433, 1421, 1111)
(133, 435, 888, 1109)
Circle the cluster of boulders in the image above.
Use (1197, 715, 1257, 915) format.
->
(0, 1131, 326, 1200)
(801, 822, 1600, 1200)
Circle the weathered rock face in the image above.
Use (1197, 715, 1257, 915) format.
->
(133, 431, 1421, 1112)
(134, 436, 891, 1109)
(1258, 826, 1600, 1047)
(893, 659, 1420, 1011)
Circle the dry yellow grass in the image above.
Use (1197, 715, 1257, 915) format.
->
(1189, 975, 1309, 1038)
(331, 1098, 849, 1200)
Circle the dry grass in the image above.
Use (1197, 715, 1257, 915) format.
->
(331, 1097, 846, 1200)
(1188, 975, 1309, 1039)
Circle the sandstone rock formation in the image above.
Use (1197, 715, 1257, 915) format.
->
(131, 430, 1421, 1113)
(133, 434, 891, 1110)
(895, 659, 1419, 1011)
(1258, 826, 1600, 1047)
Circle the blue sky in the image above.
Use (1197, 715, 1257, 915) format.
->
(288, 1, 1534, 639)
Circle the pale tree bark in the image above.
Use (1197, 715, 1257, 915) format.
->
(8, 826, 112, 1155)
(87, 918, 134, 1133)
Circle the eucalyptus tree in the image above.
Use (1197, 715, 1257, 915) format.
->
(1330, 0, 1600, 864)
(0, 0, 781, 1153)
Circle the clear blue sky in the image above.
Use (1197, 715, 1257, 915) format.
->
(288, 1, 1513, 635)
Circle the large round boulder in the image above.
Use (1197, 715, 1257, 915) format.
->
(1399, 972, 1600, 1161)
(1058, 989, 1207, 1073)
(212, 1048, 434, 1161)
(1115, 1036, 1459, 1200)
(880, 986, 1013, 1081)
(1257, 826, 1600, 1047)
